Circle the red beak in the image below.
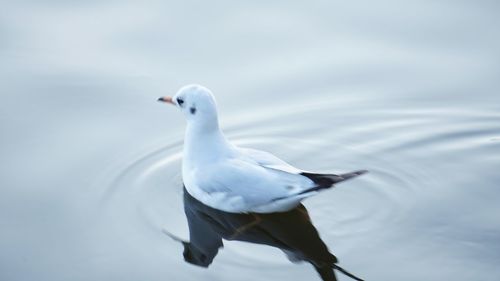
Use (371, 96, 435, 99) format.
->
(157, 96, 175, 105)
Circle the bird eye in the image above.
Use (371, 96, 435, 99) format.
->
(176, 98, 184, 105)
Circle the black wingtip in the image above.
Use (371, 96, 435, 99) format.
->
(300, 169, 368, 189)
(336, 169, 368, 182)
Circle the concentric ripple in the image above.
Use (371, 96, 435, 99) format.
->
(101, 99, 500, 276)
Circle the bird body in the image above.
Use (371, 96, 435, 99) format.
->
(158, 85, 366, 213)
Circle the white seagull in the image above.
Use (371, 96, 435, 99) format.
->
(158, 85, 367, 213)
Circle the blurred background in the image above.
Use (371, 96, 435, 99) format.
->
(1, 1, 500, 281)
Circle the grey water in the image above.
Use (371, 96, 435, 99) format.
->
(1, 1, 500, 281)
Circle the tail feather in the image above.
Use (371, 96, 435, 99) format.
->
(270, 170, 368, 203)
(298, 170, 368, 195)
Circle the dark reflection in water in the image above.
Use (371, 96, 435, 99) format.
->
(166, 188, 364, 281)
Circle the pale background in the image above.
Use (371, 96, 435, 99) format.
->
(1, 1, 500, 281)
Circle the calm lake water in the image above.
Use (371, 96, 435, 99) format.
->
(1, 1, 500, 281)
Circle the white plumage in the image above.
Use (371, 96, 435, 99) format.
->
(158, 85, 366, 213)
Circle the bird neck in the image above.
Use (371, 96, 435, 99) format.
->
(184, 123, 233, 165)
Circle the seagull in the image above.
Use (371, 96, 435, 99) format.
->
(158, 85, 367, 213)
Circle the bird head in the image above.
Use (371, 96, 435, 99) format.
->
(158, 84, 219, 131)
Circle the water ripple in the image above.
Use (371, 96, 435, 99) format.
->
(100, 100, 500, 273)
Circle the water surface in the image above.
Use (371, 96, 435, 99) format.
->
(1, 1, 500, 281)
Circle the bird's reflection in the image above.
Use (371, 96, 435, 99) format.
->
(166, 188, 364, 281)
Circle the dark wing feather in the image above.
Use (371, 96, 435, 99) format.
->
(298, 170, 368, 194)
